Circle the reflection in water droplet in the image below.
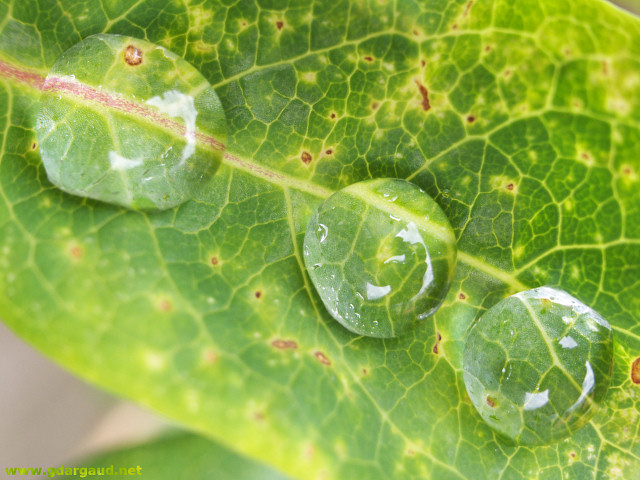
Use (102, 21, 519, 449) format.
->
(36, 34, 226, 211)
(145, 90, 197, 164)
(317, 223, 329, 243)
(523, 390, 550, 411)
(384, 254, 406, 264)
(108, 151, 143, 171)
(303, 178, 457, 338)
(559, 336, 578, 349)
(365, 282, 392, 300)
(568, 361, 595, 413)
(463, 287, 613, 446)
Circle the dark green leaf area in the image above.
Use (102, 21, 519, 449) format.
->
(36, 34, 226, 212)
(303, 178, 457, 338)
(463, 286, 614, 446)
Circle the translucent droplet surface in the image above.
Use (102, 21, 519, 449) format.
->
(36, 34, 226, 211)
(463, 286, 613, 446)
(303, 178, 457, 338)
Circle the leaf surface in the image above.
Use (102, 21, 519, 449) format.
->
(1, 0, 640, 478)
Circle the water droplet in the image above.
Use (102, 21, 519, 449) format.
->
(463, 286, 613, 446)
(36, 34, 226, 211)
(303, 178, 457, 338)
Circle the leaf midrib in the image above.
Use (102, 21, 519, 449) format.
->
(0, 55, 530, 295)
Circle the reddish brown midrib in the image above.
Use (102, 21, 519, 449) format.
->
(43, 76, 227, 152)
(0, 58, 289, 183)
(0, 58, 45, 90)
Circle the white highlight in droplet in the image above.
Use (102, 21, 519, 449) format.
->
(146, 90, 197, 164)
(568, 361, 595, 413)
(366, 282, 391, 300)
(559, 336, 578, 349)
(108, 151, 143, 170)
(523, 389, 550, 411)
(384, 254, 406, 264)
(396, 222, 434, 300)
(318, 223, 328, 243)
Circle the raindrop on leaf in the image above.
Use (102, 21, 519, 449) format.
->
(463, 286, 613, 445)
(303, 178, 457, 338)
(35, 34, 227, 211)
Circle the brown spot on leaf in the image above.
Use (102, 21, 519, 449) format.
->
(464, 0, 474, 16)
(433, 332, 442, 354)
(301, 151, 312, 165)
(31, 142, 37, 150)
(364, 56, 373, 62)
(631, 357, 640, 384)
(504, 69, 511, 78)
(407, 449, 415, 456)
(486, 396, 496, 408)
(467, 115, 475, 123)
(314, 351, 331, 365)
(305, 445, 315, 459)
(210, 256, 219, 266)
(421, 59, 426, 67)
(204, 350, 218, 364)
(330, 112, 336, 119)
(570, 452, 576, 459)
(254, 291, 262, 299)
(362, 368, 368, 376)
(602, 61, 609, 75)
(624, 167, 632, 175)
(325, 149, 333, 155)
(415, 80, 431, 112)
(276, 21, 284, 30)
(452, 24, 459, 30)
(69, 245, 83, 259)
(124, 45, 142, 66)
(459, 292, 466, 300)
(371, 101, 379, 110)
(271, 339, 298, 350)
(506, 183, 514, 191)
(159, 299, 172, 312)
(581, 152, 591, 161)
(485, 45, 492, 52)
(253, 411, 265, 421)
(413, 30, 419, 36)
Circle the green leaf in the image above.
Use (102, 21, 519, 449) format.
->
(1, 0, 639, 479)
(58, 433, 292, 480)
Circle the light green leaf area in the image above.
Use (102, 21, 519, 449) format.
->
(1, 0, 639, 479)
(59, 433, 292, 480)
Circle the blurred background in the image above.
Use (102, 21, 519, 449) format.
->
(1, 1, 639, 478)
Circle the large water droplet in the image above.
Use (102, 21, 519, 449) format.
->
(303, 178, 457, 338)
(36, 34, 226, 211)
(463, 286, 613, 445)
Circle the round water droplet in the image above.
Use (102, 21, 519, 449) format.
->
(463, 286, 613, 446)
(303, 178, 457, 338)
(36, 34, 226, 211)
